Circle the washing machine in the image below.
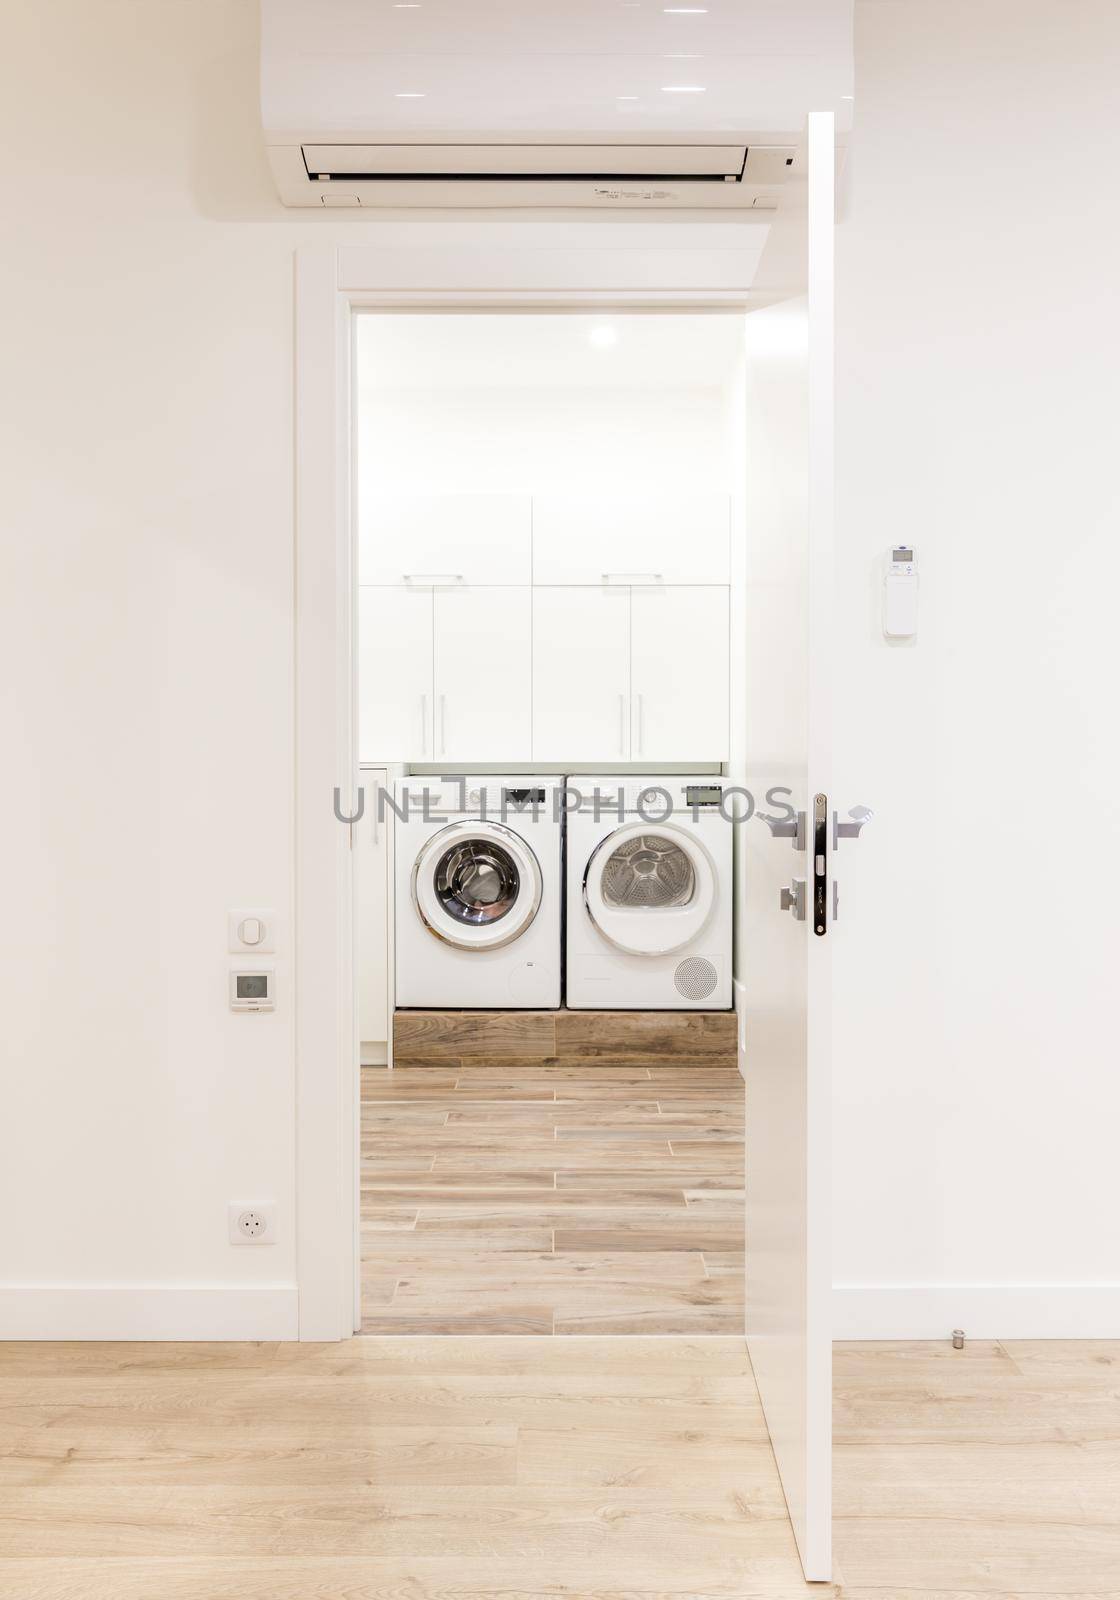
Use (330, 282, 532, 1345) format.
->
(566, 775, 733, 1010)
(395, 776, 562, 1009)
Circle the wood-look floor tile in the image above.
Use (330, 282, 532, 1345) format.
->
(361, 1053, 743, 1334)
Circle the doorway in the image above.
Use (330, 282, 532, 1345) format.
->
(354, 308, 748, 1334)
(294, 132, 835, 1574)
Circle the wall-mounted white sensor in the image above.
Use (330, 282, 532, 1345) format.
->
(884, 546, 918, 639)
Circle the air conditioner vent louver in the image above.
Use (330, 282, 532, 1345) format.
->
(301, 143, 751, 184)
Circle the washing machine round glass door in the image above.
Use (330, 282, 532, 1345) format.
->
(583, 821, 717, 956)
(412, 819, 543, 951)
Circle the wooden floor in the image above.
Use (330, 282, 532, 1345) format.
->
(1, 1335, 1117, 1597)
(361, 1058, 745, 1333)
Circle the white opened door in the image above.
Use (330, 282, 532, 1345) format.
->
(741, 114, 834, 1582)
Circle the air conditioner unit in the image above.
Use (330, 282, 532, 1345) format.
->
(261, 0, 852, 211)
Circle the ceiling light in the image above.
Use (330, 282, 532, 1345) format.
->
(616, 95, 639, 100)
(661, 85, 706, 92)
(395, 92, 426, 98)
(589, 325, 619, 350)
(663, 6, 708, 11)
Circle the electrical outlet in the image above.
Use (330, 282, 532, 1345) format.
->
(228, 1202, 277, 1245)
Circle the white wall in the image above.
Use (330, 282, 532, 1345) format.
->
(356, 314, 738, 498)
(0, 0, 430, 1338)
(832, 0, 1120, 1336)
(361, 387, 731, 498)
(4, 0, 1117, 1342)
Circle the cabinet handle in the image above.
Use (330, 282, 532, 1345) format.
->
(439, 694, 447, 755)
(602, 572, 663, 583)
(618, 693, 626, 755)
(419, 694, 428, 756)
(637, 692, 645, 755)
(402, 572, 463, 583)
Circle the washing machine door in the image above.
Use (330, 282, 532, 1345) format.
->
(412, 820, 543, 951)
(583, 820, 717, 956)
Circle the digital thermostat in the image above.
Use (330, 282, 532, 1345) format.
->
(229, 969, 275, 1011)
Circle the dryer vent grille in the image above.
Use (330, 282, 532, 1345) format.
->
(673, 956, 718, 1001)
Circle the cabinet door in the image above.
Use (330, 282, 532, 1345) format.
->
(359, 493, 532, 585)
(533, 586, 631, 763)
(358, 587, 433, 761)
(631, 586, 730, 762)
(356, 767, 389, 1058)
(433, 587, 532, 762)
(533, 495, 730, 585)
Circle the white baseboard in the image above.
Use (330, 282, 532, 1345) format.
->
(833, 1282, 1120, 1340)
(0, 1283, 300, 1341)
(732, 977, 747, 1080)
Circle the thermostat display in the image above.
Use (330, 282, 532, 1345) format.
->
(230, 969, 275, 1011)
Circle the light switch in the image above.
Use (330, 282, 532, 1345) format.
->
(228, 909, 277, 954)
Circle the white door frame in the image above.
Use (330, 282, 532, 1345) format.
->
(293, 222, 782, 1341)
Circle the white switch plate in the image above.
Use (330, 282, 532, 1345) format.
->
(228, 1202, 278, 1245)
(228, 909, 277, 954)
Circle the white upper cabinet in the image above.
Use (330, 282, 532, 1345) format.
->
(630, 586, 730, 763)
(359, 587, 434, 762)
(532, 494, 730, 586)
(433, 587, 533, 763)
(533, 587, 631, 763)
(359, 493, 532, 586)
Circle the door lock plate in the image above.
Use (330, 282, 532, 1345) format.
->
(812, 793, 828, 936)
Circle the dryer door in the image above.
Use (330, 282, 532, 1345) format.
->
(583, 821, 717, 956)
(412, 819, 543, 951)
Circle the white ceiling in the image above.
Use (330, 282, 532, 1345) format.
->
(357, 311, 747, 391)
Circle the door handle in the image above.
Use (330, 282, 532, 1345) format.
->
(637, 692, 645, 755)
(419, 694, 428, 756)
(833, 804, 874, 849)
(761, 809, 806, 850)
(780, 879, 807, 921)
(618, 692, 626, 755)
(439, 694, 447, 755)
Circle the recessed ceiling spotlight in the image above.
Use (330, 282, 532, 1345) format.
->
(661, 85, 706, 92)
(589, 325, 619, 350)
